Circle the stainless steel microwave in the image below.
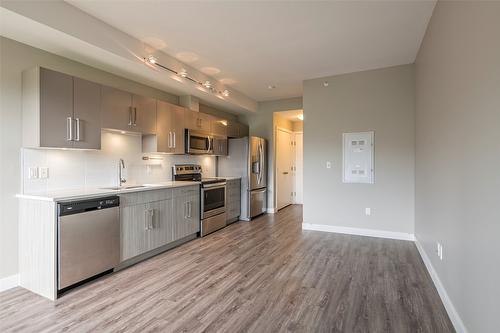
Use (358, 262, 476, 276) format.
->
(185, 129, 214, 154)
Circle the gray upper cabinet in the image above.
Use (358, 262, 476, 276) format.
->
(213, 137, 228, 156)
(22, 67, 101, 149)
(39, 68, 74, 148)
(227, 120, 249, 138)
(101, 86, 134, 132)
(132, 94, 156, 135)
(170, 104, 185, 154)
(101, 87, 156, 134)
(211, 118, 227, 136)
(142, 100, 185, 154)
(73, 78, 101, 150)
(185, 109, 212, 132)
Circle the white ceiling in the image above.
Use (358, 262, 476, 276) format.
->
(67, 1, 435, 102)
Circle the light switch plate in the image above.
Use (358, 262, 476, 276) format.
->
(326, 161, 332, 169)
(28, 167, 38, 179)
(365, 208, 371, 216)
(39, 167, 49, 179)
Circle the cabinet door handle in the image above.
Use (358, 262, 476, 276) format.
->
(150, 209, 155, 229)
(133, 107, 137, 126)
(187, 201, 191, 218)
(66, 117, 73, 141)
(184, 202, 188, 219)
(128, 107, 133, 126)
(144, 209, 150, 230)
(173, 131, 176, 148)
(168, 131, 172, 148)
(75, 118, 81, 142)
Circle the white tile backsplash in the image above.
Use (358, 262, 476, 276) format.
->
(21, 131, 216, 193)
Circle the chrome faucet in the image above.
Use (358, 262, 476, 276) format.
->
(119, 159, 126, 186)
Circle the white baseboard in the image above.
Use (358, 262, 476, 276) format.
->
(0, 274, 19, 292)
(302, 223, 415, 241)
(414, 238, 467, 333)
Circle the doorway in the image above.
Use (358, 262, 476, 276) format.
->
(274, 110, 303, 211)
(276, 127, 294, 210)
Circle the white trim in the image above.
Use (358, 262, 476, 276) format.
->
(266, 208, 276, 214)
(414, 238, 468, 333)
(302, 223, 414, 241)
(0, 274, 19, 292)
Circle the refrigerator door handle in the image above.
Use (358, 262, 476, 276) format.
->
(258, 141, 264, 184)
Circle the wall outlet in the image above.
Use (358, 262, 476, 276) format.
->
(437, 242, 443, 260)
(39, 167, 49, 179)
(365, 207, 371, 216)
(326, 161, 332, 169)
(28, 167, 39, 179)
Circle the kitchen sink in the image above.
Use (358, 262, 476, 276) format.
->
(100, 185, 147, 190)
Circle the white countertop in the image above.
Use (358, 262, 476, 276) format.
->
(16, 181, 201, 202)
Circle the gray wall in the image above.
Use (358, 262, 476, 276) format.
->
(0, 37, 233, 280)
(240, 97, 303, 210)
(415, 2, 500, 332)
(303, 65, 415, 234)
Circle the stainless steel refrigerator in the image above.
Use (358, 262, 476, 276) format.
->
(218, 136, 267, 220)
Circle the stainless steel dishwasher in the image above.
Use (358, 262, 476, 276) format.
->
(58, 196, 120, 292)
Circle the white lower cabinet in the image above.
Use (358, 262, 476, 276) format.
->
(120, 185, 200, 262)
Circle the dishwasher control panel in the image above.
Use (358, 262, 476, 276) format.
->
(59, 196, 120, 216)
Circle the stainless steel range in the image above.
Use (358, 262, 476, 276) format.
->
(173, 164, 226, 236)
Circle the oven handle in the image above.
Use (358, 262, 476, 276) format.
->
(202, 183, 226, 189)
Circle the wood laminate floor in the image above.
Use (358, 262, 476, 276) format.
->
(0, 205, 454, 333)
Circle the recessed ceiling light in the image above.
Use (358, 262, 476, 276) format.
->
(203, 81, 212, 88)
(297, 114, 304, 120)
(323, 81, 329, 87)
(222, 89, 230, 97)
(179, 68, 188, 78)
(220, 78, 237, 85)
(268, 85, 276, 90)
(147, 55, 157, 64)
(176, 51, 199, 63)
(201, 67, 221, 75)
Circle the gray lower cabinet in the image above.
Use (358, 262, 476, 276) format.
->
(226, 179, 241, 222)
(121, 202, 151, 261)
(173, 186, 200, 239)
(120, 186, 200, 262)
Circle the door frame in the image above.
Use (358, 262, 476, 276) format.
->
(274, 126, 294, 211)
(292, 131, 303, 204)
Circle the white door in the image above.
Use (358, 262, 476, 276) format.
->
(277, 128, 294, 210)
(294, 133, 303, 204)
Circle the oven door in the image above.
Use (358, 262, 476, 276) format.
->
(202, 184, 226, 219)
(186, 130, 213, 154)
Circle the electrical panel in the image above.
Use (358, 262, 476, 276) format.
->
(342, 131, 374, 184)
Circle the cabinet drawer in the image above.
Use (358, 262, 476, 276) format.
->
(173, 185, 200, 197)
(120, 189, 173, 206)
